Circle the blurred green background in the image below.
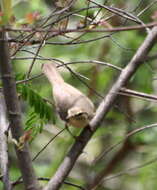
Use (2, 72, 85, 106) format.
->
(1, 0, 157, 189)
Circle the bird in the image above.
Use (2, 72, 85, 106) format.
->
(42, 63, 95, 128)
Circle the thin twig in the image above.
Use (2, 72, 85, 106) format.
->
(43, 24, 157, 190)
(0, 30, 41, 190)
(32, 128, 66, 161)
(137, 0, 157, 17)
(120, 87, 157, 102)
(1, 22, 156, 33)
(93, 122, 157, 164)
(12, 177, 85, 190)
(103, 156, 157, 182)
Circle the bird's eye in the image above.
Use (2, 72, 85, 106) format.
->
(75, 112, 88, 119)
(76, 113, 84, 116)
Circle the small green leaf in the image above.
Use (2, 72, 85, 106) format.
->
(18, 84, 56, 123)
(0, 0, 13, 24)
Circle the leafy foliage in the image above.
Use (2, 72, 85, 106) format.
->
(0, 0, 13, 24)
(17, 84, 55, 138)
(1, 0, 157, 190)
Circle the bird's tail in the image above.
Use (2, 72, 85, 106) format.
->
(42, 63, 64, 85)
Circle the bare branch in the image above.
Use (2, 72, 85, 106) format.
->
(13, 177, 85, 190)
(103, 156, 157, 182)
(0, 30, 41, 190)
(89, 0, 144, 24)
(137, 0, 157, 17)
(119, 87, 157, 102)
(43, 23, 157, 190)
(93, 122, 157, 165)
(86, 26, 157, 190)
(0, 93, 12, 190)
(1, 22, 156, 33)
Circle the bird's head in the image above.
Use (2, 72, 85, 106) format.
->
(66, 107, 90, 128)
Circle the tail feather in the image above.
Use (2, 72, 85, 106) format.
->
(42, 63, 64, 84)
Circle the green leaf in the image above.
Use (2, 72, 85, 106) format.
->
(0, 0, 13, 24)
(18, 84, 56, 124)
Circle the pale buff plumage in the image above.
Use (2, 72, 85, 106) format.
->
(42, 63, 94, 128)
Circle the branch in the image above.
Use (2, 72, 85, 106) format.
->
(89, 0, 144, 24)
(103, 156, 157, 182)
(1, 22, 157, 46)
(87, 26, 157, 189)
(119, 87, 157, 102)
(1, 22, 157, 33)
(0, 93, 12, 190)
(88, 139, 134, 189)
(92, 122, 157, 165)
(12, 177, 85, 190)
(0, 30, 41, 190)
(43, 23, 157, 190)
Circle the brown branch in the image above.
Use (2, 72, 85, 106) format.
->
(88, 139, 134, 189)
(103, 156, 157, 182)
(2, 21, 156, 46)
(145, 53, 157, 62)
(0, 93, 12, 190)
(94, 123, 157, 183)
(90, 27, 157, 129)
(12, 177, 85, 190)
(89, 0, 144, 24)
(26, 30, 48, 78)
(86, 26, 157, 190)
(119, 87, 157, 102)
(88, 88, 136, 189)
(0, 30, 41, 190)
(93, 122, 157, 165)
(0, 22, 157, 33)
(43, 23, 157, 190)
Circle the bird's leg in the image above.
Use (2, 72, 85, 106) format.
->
(65, 123, 87, 143)
(87, 124, 93, 132)
(65, 123, 77, 140)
